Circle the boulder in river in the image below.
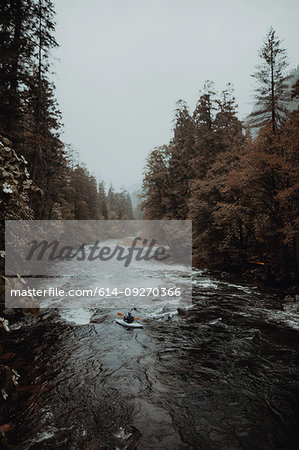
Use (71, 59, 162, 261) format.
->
(282, 302, 299, 313)
(177, 308, 187, 316)
(0, 317, 10, 332)
(282, 295, 294, 303)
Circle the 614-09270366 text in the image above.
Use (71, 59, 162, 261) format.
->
(9, 286, 182, 298)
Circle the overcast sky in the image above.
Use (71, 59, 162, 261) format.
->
(53, 0, 299, 191)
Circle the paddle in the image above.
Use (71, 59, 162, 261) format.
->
(117, 312, 140, 320)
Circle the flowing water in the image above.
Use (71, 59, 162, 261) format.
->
(8, 255, 299, 449)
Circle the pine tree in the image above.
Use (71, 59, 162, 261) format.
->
(98, 181, 108, 219)
(107, 186, 117, 218)
(249, 27, 290, 133)
(167, 100, 195, 218)
(0, 0, 35, 141)
(107, 189, 134, 219)
(189, 88, 246, 268)
(192, 81, 217, 179)
(120, 190, 133, 219)
(27, 0, 60, 182)
(193, 81, 216, 131)
(141, 145, 177, 219)
(0, 0, 68, 219)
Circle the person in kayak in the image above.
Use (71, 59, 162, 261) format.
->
(124, 311, 134, 323)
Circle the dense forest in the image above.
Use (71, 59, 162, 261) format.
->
(0, 0, 134, 235)
(141, 28, 299, 286)
(0, 2, 299, 448)
(0, 2, 298, 285)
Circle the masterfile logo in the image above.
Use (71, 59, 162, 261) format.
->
(25, 237, 169, 267)
(5, 220, 192, 309)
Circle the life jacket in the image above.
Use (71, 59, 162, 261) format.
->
(125, 314, 134, 323)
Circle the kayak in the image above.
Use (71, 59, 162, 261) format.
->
(115, 318, 143, 329)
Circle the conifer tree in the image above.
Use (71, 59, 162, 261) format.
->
(189, 87, 246, 268)
(168, 100, 195, 218)
(141, 146, 173, 219)
(98, 181, 108, 219)
(192, 81, 217, 179)
(249, 27, 290, 133)
(0, 0, 35, 141)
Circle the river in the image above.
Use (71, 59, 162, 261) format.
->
(7, 255, 299, 449)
